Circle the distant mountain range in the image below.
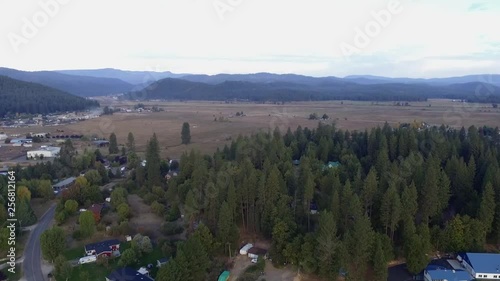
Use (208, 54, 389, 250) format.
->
(125, 77, 500, 103)
(344, 74, 500, 86)
(56, 68, 186, 85)
(0, 76, 99, 117)
(1, 67, 499, 102)
(0, 68, 133, 97)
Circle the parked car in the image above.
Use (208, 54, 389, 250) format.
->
(251, 258, 258, 264)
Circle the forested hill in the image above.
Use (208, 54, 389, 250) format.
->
(0, 76, 99, 117)
(127, 77, 500, 102)
(0, 67, 133, 97)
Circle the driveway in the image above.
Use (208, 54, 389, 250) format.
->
(21, 204, 56, 281)
(388, 263, 414, 281)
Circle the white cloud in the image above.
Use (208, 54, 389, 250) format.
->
(0, 0, 499, 77)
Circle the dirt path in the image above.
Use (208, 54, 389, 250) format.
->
(128, 194, 164, 239)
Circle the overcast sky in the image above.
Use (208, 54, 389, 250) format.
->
(1, 0, 499, 78)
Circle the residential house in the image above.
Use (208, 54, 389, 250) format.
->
(84, 239, 120, 257)
(106, 267, 154, 281)
(457, 252, 500, 280)
(52, 177, 76, 192)
(424, 267, 472, 281)
(88, 204, 104, 222)
(323, 161, 341, 169)
(247, 247, 267, 259)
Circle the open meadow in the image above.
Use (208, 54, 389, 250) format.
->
(3, 99, 499, 159)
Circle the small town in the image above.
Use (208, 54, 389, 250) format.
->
(2, 1, 500, 281)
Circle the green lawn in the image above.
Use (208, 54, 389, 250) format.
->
(66, 260, 118, 281)
(63, 244, 85, 260)
(60, 242, 165, 281)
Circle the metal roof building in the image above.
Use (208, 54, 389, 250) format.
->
(52, 177, 76, 189)
(424, 268, 472, 281)
(458, 252, 500, 280)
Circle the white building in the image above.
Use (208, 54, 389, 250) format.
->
(457, 252, 500, 280)
(0, 133, 7, 141)
(26, 146, 61, 159)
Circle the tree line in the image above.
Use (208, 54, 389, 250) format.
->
(124, 77, 500, 103)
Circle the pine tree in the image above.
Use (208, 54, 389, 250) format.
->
(401, 182, 418, 221)
(406, 233, 428, 274)
(217, 201, 238, 248)
(478, 182, 496, 234)
(380, 183, 401, 240)
(127, 132, 136, 152)
(361, 167, 378, 218)
(346, 214, 373, 281)
(109, 133, 119, 154)
(181, 122, 191, 144)
(146, 133, 161, 187)
(436, 170, 451, 216)
(372, 236, 388, 281)
(420, 159, 439, 224)
(316, 211, 341, 280)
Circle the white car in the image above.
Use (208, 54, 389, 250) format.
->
(251, 258, 258, 264)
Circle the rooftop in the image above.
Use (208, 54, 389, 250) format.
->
(93, 140, 109, 145)
(426, 268, 472, 281)
(88, 204, 103, 215)
(53, 177, 76, 188)
(85, 239, 120, 255)
(461, 252, 500, 274)
(248, 247, 267, 255)
(106, 267, 153, 281)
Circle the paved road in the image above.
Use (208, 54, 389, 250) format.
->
(22, 204, 56, 281)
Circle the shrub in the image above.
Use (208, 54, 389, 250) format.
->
(72, 230, 82, 240)
(162, 222, 184, 235)
(166, 205, 181, 222)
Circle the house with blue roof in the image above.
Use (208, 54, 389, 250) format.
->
(457, 252, 500, 280)
(424, 268, 472, 281)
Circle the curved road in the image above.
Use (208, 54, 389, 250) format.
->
(22, 204, 56, 281)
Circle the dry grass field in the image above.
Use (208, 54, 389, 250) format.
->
(2, 99, 499, 159)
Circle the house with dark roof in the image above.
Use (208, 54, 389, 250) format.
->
(247, 247, 267, 259)
(457, 252, 500, 280)
(106, 267, 154, 281)
(84, 239, 120, 257)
